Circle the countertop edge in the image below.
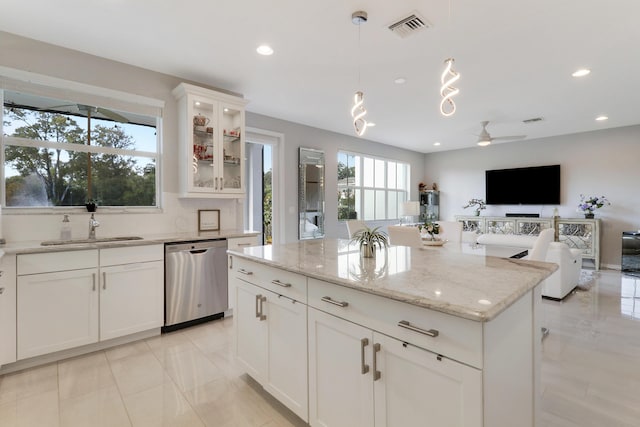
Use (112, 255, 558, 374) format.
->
(1, 230, 259, 255)
(228, 249, 557, 322)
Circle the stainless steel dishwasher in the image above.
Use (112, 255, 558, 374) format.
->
(163, 239, 228, 332)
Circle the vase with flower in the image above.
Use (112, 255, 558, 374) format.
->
(419, 222, 440, 241)
(577, 194, 610, 218)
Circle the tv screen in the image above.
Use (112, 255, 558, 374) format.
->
(485, 165, 560, 205)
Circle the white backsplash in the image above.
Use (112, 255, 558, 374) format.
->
(1, 192, 243, 243)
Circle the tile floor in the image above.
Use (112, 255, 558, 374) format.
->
(0, 269, 639, 426)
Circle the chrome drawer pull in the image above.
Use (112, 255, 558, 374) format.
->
(321, 296, 349, 308)
(360, 338, 370, 374)
(271, 279, 292, 288)
(103, 272, 107, 290)
(255, 294, 261, 318)
(0, 287, 4, 295)
(238, 269, 253, 276)
(398, 320, 439, 337)
(237, 243, 252, 247)
(259, 295, 267, 321)
(92, 273, 96, 291)
(373, 343, 381, 381)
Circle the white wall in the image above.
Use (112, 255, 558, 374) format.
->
(246, 112, 426, 243)
(424, 125, 640, 268)
(0, 31, 425, 244)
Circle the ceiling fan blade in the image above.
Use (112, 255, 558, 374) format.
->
(96, 107, 129, 123)
(491, 135, 526, 141)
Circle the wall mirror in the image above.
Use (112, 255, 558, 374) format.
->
(299, 147, 325, 240)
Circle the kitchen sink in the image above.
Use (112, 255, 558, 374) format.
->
(41, 236, 144, 246)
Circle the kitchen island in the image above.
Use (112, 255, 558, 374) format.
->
(228, 238, 557, 427)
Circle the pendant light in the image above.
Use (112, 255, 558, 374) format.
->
(439, 0, 460, 117)
(351, 10, 370, 137)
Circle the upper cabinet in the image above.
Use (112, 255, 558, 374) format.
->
(173, 83, 248, 198)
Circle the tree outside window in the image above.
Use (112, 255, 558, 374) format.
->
(3, 91, 158, 208)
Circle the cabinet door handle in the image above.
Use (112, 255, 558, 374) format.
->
(238, 268, 253, 276)
(259, 295, 267, 321)
(219, 176, 224, 190)
(360, 338, 370, 375)
(271, 279, 292, 288)
(0, 287, 4, 295)
(103, 272, 107, 290)
(229, 255, 233, 269)
(397, 320, 439, 337)
(0, 270, 3, 277)
(255, 294, 261, 318)
(237, 243, 252, 246)
(373, 343, 381, 381)
(321, 296, 349, 308)
(214, 177, 218, 191)
(92, 273, 96, 291)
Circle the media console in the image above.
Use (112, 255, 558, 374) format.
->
(455, 215, 601, 270)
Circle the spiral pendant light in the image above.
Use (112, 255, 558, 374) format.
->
(351, 11, 370, 137)
(439, 58, 460, 117)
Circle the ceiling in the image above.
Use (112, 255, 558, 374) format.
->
(2, 0, 639, 153)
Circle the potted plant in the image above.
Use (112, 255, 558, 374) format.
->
(85, 199, 98, 212)
(351, 226, 389, 258)
(577, 194, 610, 218)
(463, 198, 486, 216)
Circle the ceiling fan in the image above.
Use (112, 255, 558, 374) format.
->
(476, 121, 526, 146)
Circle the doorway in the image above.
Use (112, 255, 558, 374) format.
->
(245, 128, 284, 245)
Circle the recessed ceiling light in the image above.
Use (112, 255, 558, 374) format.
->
(256, 45, 274, 56)
(223, 108, 229, 112)
(595, 115, 608, 121)
(572, 68, 591, 77)
(478, 299, 492, 305)
(433, 142, 441, 146)
(394, 77, 407, 84)
(477, 141, 491, 147)
(195, 101, 200, 106)
(366, 122, 376, 127)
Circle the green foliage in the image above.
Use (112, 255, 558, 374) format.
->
(263, 170, 272, 243)
(4, 108, 156, 207)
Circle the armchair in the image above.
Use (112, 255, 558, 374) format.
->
(541, 242, 582, 300)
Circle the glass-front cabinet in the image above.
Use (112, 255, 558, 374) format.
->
(173, 83, 248, 197)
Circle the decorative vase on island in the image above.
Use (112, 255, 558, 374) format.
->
(474, 210, 480, 216)
(584, 213, 595, 219)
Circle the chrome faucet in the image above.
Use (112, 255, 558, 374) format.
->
(88, 213, 100, 240)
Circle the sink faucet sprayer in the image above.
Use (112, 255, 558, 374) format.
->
(88, 213, 100, 240)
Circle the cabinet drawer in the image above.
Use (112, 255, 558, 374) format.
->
(233, 257, 306, 303)
(228, 236, 259, 251)
(18, 250, 98, 275)
(100, 244, 163, 266)
(308, 278, 483, 368)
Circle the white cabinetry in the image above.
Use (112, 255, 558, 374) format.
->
(227, 234, 259, 312)
(17, 250, 99, 359)
(307, 281, 482, 427)
(173, 82, 248, 198)
(99, 245, 164, 341)
(0, 254, 17, 367)
(16, 245, 164, 360)
(232, 257, 308, 422)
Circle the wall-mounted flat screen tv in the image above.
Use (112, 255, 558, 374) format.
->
(485, 165, 560, 205)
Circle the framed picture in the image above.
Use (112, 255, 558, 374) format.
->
(198, 209, 220, 231)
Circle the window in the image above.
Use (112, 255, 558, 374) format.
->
(2, 90, 159, 208)
(338, 151, 409, 221)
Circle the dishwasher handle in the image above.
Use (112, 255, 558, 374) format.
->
(189, 249, 208, 254)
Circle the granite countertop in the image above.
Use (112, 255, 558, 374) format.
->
(0, 229, 259, 255)
(228, 238, 558, 322)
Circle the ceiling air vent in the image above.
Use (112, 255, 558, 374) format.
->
(388, 13, 430, 39)
(523, 117, 544, 124)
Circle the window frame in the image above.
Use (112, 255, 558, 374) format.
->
(0, 67, 164, 212)
(338, 150, 410, 221)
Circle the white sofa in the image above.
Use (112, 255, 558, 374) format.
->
(475, 234, 582, 299)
